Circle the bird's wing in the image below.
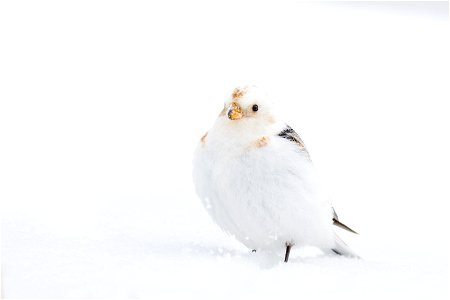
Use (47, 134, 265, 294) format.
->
(277, 125, 310, 159)
(332, 207, 358, 234)
(277, 125, 358, 235)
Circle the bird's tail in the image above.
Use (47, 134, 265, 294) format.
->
(331, 234, 360, 258)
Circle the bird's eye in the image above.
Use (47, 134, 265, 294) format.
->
(252, 104, 259, 112)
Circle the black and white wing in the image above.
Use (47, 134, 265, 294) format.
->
(277, 125, 310, 159)
(277, 124, 358, 235)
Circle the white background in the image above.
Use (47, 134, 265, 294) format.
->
(1, 1, 449, 299)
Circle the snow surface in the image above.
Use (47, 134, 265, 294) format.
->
(1, 1, 449, 299)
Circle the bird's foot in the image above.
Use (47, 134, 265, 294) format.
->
(284, 243, 293, 263)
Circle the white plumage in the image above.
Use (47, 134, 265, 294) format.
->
(193, 86, 358, 261)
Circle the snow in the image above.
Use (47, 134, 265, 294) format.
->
(2, 206, 448, 299)
(1, 1, 449, 299)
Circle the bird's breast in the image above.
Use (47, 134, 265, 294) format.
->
(193, 132, 332, 250)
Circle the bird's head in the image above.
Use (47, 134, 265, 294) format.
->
(221, 86, 276, 129)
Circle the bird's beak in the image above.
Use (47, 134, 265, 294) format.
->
(227, 102, 243, 120)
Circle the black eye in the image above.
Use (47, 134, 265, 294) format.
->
(252, 104, 259, 112)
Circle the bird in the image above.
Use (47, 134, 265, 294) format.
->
(192, 85, 358, 262)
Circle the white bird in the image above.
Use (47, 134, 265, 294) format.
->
(193, 86, 358, 262)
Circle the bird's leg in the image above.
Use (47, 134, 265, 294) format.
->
(284, 243, 293, 263)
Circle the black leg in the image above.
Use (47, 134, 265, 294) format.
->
(284, 243, 292, 263)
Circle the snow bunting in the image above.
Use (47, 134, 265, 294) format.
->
(193, 86, 358, 262)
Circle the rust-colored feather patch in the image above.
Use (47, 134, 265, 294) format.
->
(200, 132, 208, 143)
(256, 136, 269, 148)
(232, 88, 245, 100)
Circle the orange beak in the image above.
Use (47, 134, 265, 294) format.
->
(227, 102, 243, 120)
